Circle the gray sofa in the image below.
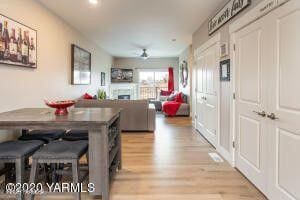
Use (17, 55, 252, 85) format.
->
(160, 93, 190, 116)
(75, 99, 156, 132)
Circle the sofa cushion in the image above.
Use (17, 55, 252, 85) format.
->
(167, 93, 177, 101)
(83, 93, 93, 99)
(159, 95, 168, 102)
(176, 103, 190, 116)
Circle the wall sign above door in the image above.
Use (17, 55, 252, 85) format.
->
(208, 0, 251, 35)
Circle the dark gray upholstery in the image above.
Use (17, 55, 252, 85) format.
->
(19, 129, 66, 143)
(182, 93, 188, 103)
(0, 140, 44, 159)
(149, 100, 162, 111)
(33, 140, 88, 159)
(62, 130, 88, 141)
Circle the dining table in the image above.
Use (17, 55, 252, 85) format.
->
(0, 107, 122, 200)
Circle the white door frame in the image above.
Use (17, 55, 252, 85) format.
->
(229, 0, 290, 168)
(194, 33, 221, 153)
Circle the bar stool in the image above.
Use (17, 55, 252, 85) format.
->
(18, 129, 66, 143)
(62, 130, 88, 141)
(29, 140, 88, 200)
(0, 140, 44, 200)
(62, 130, 89, 173)
(18, 129, 66, 182)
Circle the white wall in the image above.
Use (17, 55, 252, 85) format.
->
(113, 57, 179, 90)
(192, 0, 263, 154)
(0, 0, 113, 140)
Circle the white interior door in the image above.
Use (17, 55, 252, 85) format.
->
(202, 45, 219, 147)
(266, 1, 300, 199)
(195, 55, 206, 133)
(234, 18, 269, 193)
(194, 35, 219, 148)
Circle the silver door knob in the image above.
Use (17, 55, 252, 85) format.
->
(267, 113, 278, 120)
(253, 110, 266, 117)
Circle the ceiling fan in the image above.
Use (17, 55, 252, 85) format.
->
(140, 49, 149, 60)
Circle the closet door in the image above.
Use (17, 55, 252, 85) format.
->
(267, 1, 300, 199)
(195, 40, 219, 148)
(234, 17, 269, 193)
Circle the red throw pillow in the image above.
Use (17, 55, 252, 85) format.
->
(83, 93, 93, 100)
(174, 92, 184, 103)
(160, 90, 171, 96)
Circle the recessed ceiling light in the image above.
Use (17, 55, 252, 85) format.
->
(89, 0, 98, 5)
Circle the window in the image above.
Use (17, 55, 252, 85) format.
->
(139, 70, 168, 99)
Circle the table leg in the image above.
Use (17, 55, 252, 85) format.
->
(88, 126, 109, 200)
(116, 116, 122, 170)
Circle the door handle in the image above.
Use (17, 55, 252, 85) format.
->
(267, 113, 279, 120)
(253, 110, 266, 117)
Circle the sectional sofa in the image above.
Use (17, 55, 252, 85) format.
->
(75, 99, 156, 132)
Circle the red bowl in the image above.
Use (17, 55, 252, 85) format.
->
(45, 100, 75, 116)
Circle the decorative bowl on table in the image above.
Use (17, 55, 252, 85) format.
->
(44, 100, 75, 116)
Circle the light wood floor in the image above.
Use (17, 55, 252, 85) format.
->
(109, 115, 266, 200)
(7, 115, 267, 200)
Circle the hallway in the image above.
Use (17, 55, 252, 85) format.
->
(110, 115, 267, 200)
(28, 115, 267, 200)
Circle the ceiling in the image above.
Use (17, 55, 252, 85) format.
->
(37, 0, 225, 58)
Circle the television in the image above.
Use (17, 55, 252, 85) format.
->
(111, 68, 133, 83)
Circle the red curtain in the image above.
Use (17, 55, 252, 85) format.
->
(168, 67, 174, 93)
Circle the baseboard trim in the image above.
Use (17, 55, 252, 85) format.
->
(217, 145, 233, 166)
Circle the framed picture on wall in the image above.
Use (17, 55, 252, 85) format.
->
(0, 14, 37, 68)
(101, 72, 105, 86)
(111, 68, 133, 83)
(220, 59, 230, 81)
(71, 44, 91, 85)
(180, 60, 188, 88)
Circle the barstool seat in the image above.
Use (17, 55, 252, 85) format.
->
(0, 140, 44, 159)
(33, 140, 88, 159)
(19, 130, 66, 143)
(30, 140, 88, 200)
(0, 140, 44, 200)
(62, 130, 88, 141)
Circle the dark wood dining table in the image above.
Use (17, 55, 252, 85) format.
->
(0, 108, 122, 200)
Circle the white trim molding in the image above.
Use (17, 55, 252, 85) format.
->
(194, 33, 221, 59)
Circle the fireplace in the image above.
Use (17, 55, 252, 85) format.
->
(118, 95, 130, 100)
(109, 83, 138, 100)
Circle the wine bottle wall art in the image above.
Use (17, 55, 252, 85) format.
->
(0, 14, 37, 68)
